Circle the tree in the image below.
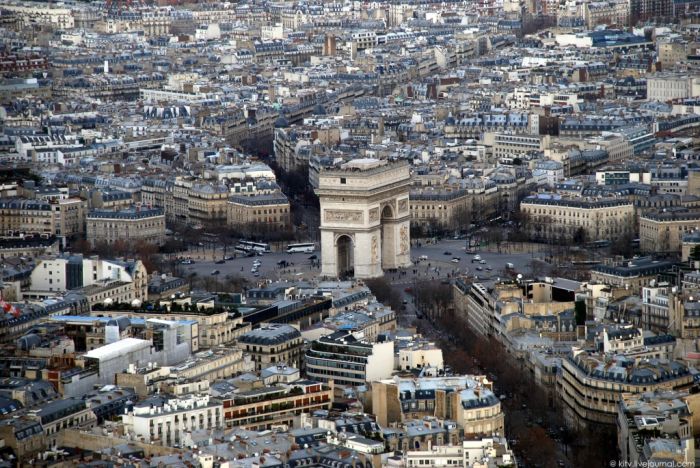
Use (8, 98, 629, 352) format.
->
(610, 231, 635, 258)
(572, 227, 587, 245)
(413, 280, 452, 322)
(451, 205, 472, 234)
(527, 259, 546, 278)
(483, 227, 504, 252)
(365, 277, 403, 313)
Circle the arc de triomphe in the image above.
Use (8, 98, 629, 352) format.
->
(315, 159, 412, 279)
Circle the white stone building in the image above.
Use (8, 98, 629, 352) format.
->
(123, 394, 223, 446)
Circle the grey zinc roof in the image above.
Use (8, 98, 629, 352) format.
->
(238, 323, 301, 345)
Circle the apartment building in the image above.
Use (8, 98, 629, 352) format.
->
(122, 394, 223, 446)
(273, 125, 341, 173)
(116, 348, 251, 397)
(0, 198, 87, 238)
(639, 209, 700, 255)
(91, 308, 251, 349)
(583, 0, 629, 29)
(86, 206, 166, 246)
(226, 191, 291, 232)
(188, 183, 229, 226)
(453, 278, 578, 341)
(409, 187, 470, 230)
(221, 380, 332, 430)
(488, 133, 544, 159)
(34, 398, 97, 448)
(28, 255, 147, 299)
(590, 258, 673, 294)
(396, 340, 444, 371)
(0, 234, 60, 260)
(520, 195, 635, 243)
(647, 74, 700, 102)
(169, 177, 193, 223)
(305, 331, 394, 386)
(559, 349, 693, 428)
(586, 133, 633, 163)
(631, 0, 673, 22)
(404, 438, 516, 468)
(657, 40, 688, 68)
(640, 284, 700, 338)
(141, 179, 172, 211)
(237, 324, 304, 371)
(617, 390, 696, 467)
(372, 376, 504, 437)
(2, 4, 75, 29)
(321, 305, 396, 342)
(86, 189, 134, 210)
(0, 416, 44, 463)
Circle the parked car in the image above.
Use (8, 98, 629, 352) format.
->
(451, 258, 460, 263)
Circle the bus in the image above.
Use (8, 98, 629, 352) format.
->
(235, 241, 271, 253)
(286, 243, 316, 254)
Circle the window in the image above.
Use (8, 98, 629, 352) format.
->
(340, 178, 346, 184)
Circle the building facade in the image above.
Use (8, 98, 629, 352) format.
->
(305, 331, 394, 386)
(237, 324, 304, 371)
(122, 394, 223, 446)
(86, 206, 166, 246)
(639, 210, 700, 255)
(559, 349, 693, 428)
(520, 196, 635, 242)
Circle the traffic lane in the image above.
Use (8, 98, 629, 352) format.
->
(179, 251, 319, 281)
(411, 243, 539, 272)
(173, 239, 541, 282)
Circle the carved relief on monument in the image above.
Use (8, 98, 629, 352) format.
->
(399, 225, 409, 254)
(371, 235, 378, 263)
(398, 198, 408, 213)
(324, 210, 363, 223)
(369, 208, 379, 222)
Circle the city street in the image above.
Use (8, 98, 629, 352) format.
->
(172, 239, 543, 286)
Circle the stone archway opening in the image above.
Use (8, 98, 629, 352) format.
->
(336, 235, 354, 279)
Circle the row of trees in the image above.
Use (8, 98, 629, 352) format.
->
(412, 280, 452, 321)
(71, 238, 162, 272)
(364, 277, 404, 314)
